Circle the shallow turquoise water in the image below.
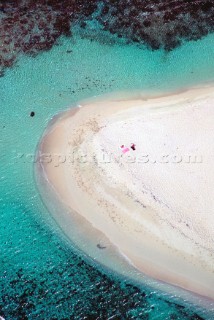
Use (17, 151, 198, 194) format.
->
(1, 30, 214, 319)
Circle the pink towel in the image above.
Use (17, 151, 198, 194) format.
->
(122, 147, 130, 154)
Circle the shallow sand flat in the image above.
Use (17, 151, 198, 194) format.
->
(36, 86, 214, 302)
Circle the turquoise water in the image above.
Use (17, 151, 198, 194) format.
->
(1, 30, 214, 319)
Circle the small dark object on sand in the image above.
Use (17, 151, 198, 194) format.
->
(97, 243, 106, 249)
(131, 143, 136, 150)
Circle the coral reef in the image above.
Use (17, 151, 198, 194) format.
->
(0, 0, 97, 73)
(0, 0, 214, 73)
(92, 0, 214, 50)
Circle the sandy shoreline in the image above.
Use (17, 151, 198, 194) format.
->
(36, 86, 214, 303)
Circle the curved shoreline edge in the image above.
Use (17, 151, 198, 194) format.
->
(35, 86, 214, 313)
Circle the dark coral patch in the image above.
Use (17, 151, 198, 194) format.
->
(0, 0, 214, 73)
(94, 0, 214, 51)
(0, 0, 97, 72)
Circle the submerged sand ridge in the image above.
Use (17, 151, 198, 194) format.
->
(36, 86, 214, 302)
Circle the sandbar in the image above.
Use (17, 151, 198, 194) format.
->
(36, 86, 214, 304)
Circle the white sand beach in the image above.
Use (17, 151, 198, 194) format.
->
(36, 86, 214, 301)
